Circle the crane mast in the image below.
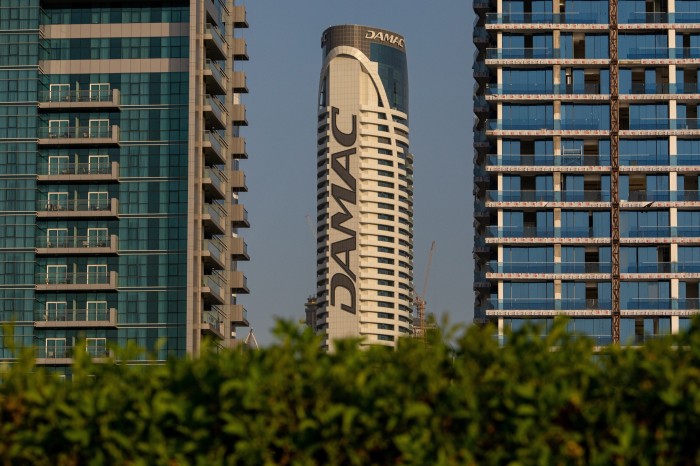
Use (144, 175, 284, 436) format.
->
(609, 0, 621, 343)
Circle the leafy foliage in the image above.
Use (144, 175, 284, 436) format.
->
(1, 318, 700, 465)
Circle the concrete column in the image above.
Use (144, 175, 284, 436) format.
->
(671, 316, 679, 334)
(497, 208, 503, 227)
(498, 316, 504, 336)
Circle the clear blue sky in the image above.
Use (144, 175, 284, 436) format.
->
(240, 0, 475, 345)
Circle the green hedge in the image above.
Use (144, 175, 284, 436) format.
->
(1, 319, 700, 465)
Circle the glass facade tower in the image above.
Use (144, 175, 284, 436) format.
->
(474, 0, 700, 344)
(316, 25, 414, 349)
(0, 0, 249, 371)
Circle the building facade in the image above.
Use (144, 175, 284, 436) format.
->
(0, 0, 250, 371)
(316, 25, 413, 348)
(474, 0, 700, 344)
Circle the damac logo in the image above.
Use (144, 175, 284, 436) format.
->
(365, 30, 405, 48)
(329, 107, 357, 314)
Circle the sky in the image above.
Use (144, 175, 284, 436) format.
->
(240, 0, 475, 345)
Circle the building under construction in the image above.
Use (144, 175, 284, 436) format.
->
(474, 0, 700, 344)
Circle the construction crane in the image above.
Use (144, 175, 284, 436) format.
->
(414, 241, 436, 341)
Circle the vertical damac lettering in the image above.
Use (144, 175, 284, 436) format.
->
(329, 107, 357, 314)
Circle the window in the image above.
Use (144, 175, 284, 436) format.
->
(46, 265, 68, 284)
(86, 301, 108, 321)
(377, 334, 395, 341)
(88, 191, 109, 210)
(86, 338, 107, 357)
(88, 154, 109, 174)
(86, 264, 108, 284)
(377, 312, 393, 319)
(87, 228, 109, 247)
(88, 119, 110, 138)
(45, 301, 68, 321)
(47, 191, 69, 211)
(89, 83, 110, 102)
(378, 323, 395, 330)
(45, 338, 68, 358)
(48, 119, 69, 138)
(49, 84, 70, 102)
(48, 155, 70, 175)
(46, 228, 68, 248)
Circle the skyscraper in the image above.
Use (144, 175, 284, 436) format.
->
(0, 0, 249, 371)
(316, 25, 414, 348)
(474, 0, 700, 344)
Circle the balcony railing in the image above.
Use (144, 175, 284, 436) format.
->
(486, 47, 559, 59)
(36, 235, 115, 250)
(37, 125, 120, 145)
(36, 198, 117, 215)
(38, 89, 120, 108)
(486, 83, 603, 95)
(487, 261, 612, 274)
(625, 226, 672, 237)
(36, 271, 111, 285)
(37, 162, 115, 177)
(487, 154, 610, 166)
(204, 24, 228, 60)
(204, 59, 228, 95)
(34, 308, 117, 327)
(486, 190, 609, 202)
(203, 130, 227, 164)
(485, 11, 607, 24)
(624, 298, 673, 310)
(483, 226, 611, 238)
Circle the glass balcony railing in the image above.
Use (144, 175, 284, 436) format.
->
(486, 48, 559, 59)
(485, 11, 608, 24)
(622, 262, 673, 273)
(676, 226, 700, 237)
(488, 261, 612, 274)
(483, 225, 612, 238)
(36, 235, 112, 249)
(37, 198, 113, 212)
(622, 11, 700, 23)
(559, 299, 612, 310)
(35, 308, 112, 323)
(625, 226, 672, 237)
(677, 298, 700, 310)
(674, 262, 700, 273)
(620, 154, 670, 166)
(36, 271, 111, 285)
(487, 190, 609, 202)
(487, 154, 611, 166)
(623, 298, 673, 310)
(486, 83, 602, 95)
(488, 119, 555, 130)
(670, 47, 700, 59)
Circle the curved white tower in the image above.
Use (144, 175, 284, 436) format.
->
(316, 25, 413, 348)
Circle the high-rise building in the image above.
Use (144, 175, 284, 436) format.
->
(315, 25, 414, 348)
(474, 0, 700, 345)
(0, 0, 250, 371)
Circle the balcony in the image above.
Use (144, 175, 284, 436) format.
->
(231, 38, 249, 60)
(230, 170, 247, 192)
(231, 71, 248, 93)
(36, 198, 119, 219)
(205, 0, 228, 25)
(622, 262, 673, 274)
(203, 130, 227, 165)
(203, 202, 227, 235)
(38, 89, 120, 110)
(204, 24, 228, 60)
(204, 59, 228, 95)
(202, 309, 225, 339)
(486, 190, 609, 202)
(202, 271, 227, 305)
(203, 166, 228, 200)
(487, 154, 610, 167)
(38, 125, 120, 146)
(620, 154, 670, 166)
(485, 11, 607, 24)
(486, 47, 559, 60)
(229, 236, 249, 260)
(230, 204, 250, 228)
(488, 261, 612, 274)
(230, 137, 247, 159)
(676, 227, 700, 238)
(35, 234, 118, 255)
(625, 226, 672, 238)
(229, 270, 249, 293)
(229, 303, 249, 326)
(37, 161, 119, 183)
(623, 298, 673, 311)
(35, 270, 118, 292)
(231, 104, 248, 126)
(34, 307, 117, 328)
(34, 346, 111, 365)
(204, 95, 228, 130)
(473, 27, 489, 46)
(231, 5, 248, 27)
(202, 237, 227, 270)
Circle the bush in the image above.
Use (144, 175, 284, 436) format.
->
(1, 319, 700, 465)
